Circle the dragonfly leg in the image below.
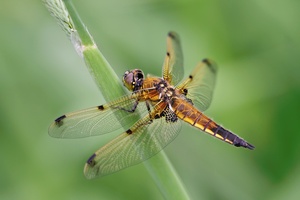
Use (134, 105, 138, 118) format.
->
(145, 100, 154, 124)
(112, 100, 139, 113)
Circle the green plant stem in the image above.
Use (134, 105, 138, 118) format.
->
(144, 151, 190, 200)
(47, 0, 190, 199)
(64, 0, 127, 101)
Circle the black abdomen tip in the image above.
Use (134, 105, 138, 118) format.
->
(234, 139, 255, 150)
(245, 143, 255, 150)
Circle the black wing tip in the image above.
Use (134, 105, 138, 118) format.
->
(167, 31, 180, 41)
(202, 58, 217, 73)
(202, 58, 210, 64)
(168, 31, 176, 38)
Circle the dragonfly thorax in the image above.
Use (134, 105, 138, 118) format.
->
(155, 80, 176, 102)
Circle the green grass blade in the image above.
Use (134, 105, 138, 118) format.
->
(63, 0, 127, 101)
(145, 151, 190, 200)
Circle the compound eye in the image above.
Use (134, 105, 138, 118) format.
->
(136, 70, 144, 79)
(123, 71, 135, 91)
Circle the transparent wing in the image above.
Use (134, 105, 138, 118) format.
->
(83, 103, 182, 179)
(162, 31, 184, 86)
(48, 93, 148, 138)
(176, 59, 217, 111)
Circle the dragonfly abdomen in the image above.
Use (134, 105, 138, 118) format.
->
(172, 99, 254, 149)
(209, 125, 255, 149)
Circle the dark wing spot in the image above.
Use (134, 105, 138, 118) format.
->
(86, 153, 97, 167)
(166, 52, 170, 56)
(165, 112, 178, 123)
(126, 129, 133, 135)
(98, 105, 104, 110)
(183, 88, 188, 95)
(154, 114, 161, 119)
(189, 75, 193, 79)
(54, 115, 66, 127)
(55, 115, 66, 123)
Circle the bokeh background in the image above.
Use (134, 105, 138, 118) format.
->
(1, 0, 300, 199)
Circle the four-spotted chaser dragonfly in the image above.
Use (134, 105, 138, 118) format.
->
(49, 32, 254, 179)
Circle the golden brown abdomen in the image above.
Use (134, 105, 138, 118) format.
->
(171, 98, 254, 149)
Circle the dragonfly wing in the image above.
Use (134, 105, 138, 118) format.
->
(162, 31, 184, 86)
(83, 103, 182, 179)
(176, 59, 217, 111)
(49, 93, 147, 138)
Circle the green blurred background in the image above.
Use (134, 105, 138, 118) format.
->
(1, 0, 300, 199)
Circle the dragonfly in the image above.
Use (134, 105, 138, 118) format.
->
(49, 32, 254, 179)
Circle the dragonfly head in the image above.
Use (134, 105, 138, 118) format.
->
(123, 69, 144, 91)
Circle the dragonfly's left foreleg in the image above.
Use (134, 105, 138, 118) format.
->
(112, 99, 139, 113)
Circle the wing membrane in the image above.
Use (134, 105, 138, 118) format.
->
(176, 59, 217, 111)
(48, 93, 147, 138)
(83, 102, 182, 179)
(162, 31, 184, 86)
